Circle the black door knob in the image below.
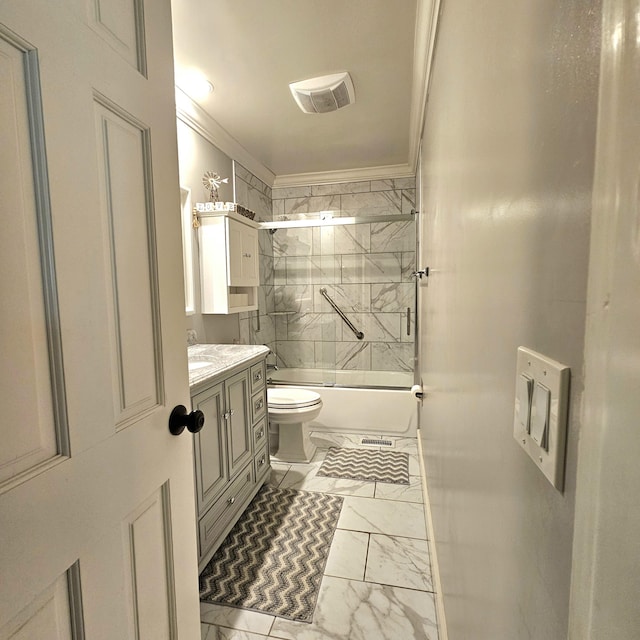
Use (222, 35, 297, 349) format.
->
(169, 405, 205, 435)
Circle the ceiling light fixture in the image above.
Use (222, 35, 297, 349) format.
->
(179, 69, 214, 100)
(289, 72, 355, 114)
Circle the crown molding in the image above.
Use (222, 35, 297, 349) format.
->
(408, 0, 442, 172)
(175, 88, 276, 187)
(273, 163, 415, 188)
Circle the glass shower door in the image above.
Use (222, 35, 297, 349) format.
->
(266, 211, 415, 389)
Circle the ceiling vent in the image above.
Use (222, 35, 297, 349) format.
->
(289, 72, 355, 114)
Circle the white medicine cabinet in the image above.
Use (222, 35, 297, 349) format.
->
(199, 211, 259, 313)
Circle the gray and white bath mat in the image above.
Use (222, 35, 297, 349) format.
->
(317, 447, 410, 485)
(199, 484, 343, 623)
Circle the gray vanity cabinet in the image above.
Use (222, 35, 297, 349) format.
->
(191, 354, 269, 571)
(192, 382, 226, 513)
(224, 370, 253, 479)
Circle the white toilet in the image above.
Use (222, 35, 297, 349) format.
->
(267, 388, 322, 462)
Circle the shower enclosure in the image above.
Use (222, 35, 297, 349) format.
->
(258, 208, 417, 390)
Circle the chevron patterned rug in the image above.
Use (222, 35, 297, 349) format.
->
(316, 447, 410, 484)
(199, 484, 343, 622)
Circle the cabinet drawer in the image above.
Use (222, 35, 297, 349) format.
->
(253, 417, 267, 450)
(250, 361, 265, 393)
(254, 443, 269, 479)
(198, 463, 255, 560)
(251, 389, 266, 424)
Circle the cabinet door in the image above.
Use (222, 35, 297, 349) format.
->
(240, 225, 259, 286)
(227, 219, 259, 287)
(227, 219, 244, 286)
(192, 383, 227, 513)
(225, 370, 253, 479)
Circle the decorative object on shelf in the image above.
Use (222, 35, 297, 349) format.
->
(202, 170, 229, 202)
(236, 204, 256, 220)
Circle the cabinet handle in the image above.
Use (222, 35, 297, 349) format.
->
(259, 456, 266, 466)
(243, 252, 252, 258)
(255, 398, 264, 411)
(227, 496, 235, 505)
(258, 427, 265, 439)
(254, 371, 263, 381)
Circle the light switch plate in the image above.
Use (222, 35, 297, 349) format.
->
(513, 347, 570, 491)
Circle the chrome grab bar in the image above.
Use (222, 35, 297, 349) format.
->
(319, 288, 364, 340)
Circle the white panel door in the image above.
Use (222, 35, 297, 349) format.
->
(0, 2, 200, 638)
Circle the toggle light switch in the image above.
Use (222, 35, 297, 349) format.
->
(531, 382, 550, 450)
(513, 347, 570, 491)
(516, 374, 533, 432)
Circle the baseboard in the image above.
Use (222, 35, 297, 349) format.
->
(417, 428, 449, 640)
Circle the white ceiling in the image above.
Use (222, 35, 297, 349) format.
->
(171, 0, 420, 182)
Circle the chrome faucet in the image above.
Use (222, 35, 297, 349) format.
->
(266, 363, 279, 371)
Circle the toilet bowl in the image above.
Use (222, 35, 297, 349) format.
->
(267, 388, 322, 462)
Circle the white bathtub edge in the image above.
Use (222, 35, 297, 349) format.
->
(297, 385, 417, 436)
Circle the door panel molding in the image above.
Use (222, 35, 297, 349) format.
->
(93, 93, 164, 429)
(0, 564, 80, 639)
(87, 0, 147, 76)
(122, 483, 177, 640)
(66, 561, 86, 640)
(0, 25, 69, 493)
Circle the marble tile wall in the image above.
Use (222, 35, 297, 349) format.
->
(233, 162, 272, 222)
(237, 164, 275, 353)
(271, 178, 416, 373)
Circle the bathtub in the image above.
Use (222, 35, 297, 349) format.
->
(267, 368, 417, 436)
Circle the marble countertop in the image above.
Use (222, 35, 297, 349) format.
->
(188, 343, 270, 389)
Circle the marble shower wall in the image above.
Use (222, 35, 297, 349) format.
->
(237, 164, 275, 353)
(271, 178, 416, 373)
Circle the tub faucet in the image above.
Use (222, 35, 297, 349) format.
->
(267, 363, 279, 371)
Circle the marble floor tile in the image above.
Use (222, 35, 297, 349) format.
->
(409, 453, 421, 476)
(338, 496, 427, 539)
(202, 625, 269, 640)
(268, 463, 290, 488)
(310, 432, 381, 450)
(270, 448, 326, 467)
(310, 448, 328, 463)
(387, 436, 419, 454)
(201, 432, 437, 639)
(279, 465, 375, 497)
(200, 603, 274, 636)
(365, 534, 433, 592)
(276, 460, 320, 482)
(268, 576, 438, 640)
(375, 476, 424, 503)
(324, 529, 369, 581)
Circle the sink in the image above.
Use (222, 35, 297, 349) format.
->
(188, 360, 212, 371)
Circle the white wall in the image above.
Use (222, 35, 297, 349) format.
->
(417, 1, 600, 638)
(176, 118, 239, 344)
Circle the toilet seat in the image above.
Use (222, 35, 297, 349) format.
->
(267, 388, 321, 410)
